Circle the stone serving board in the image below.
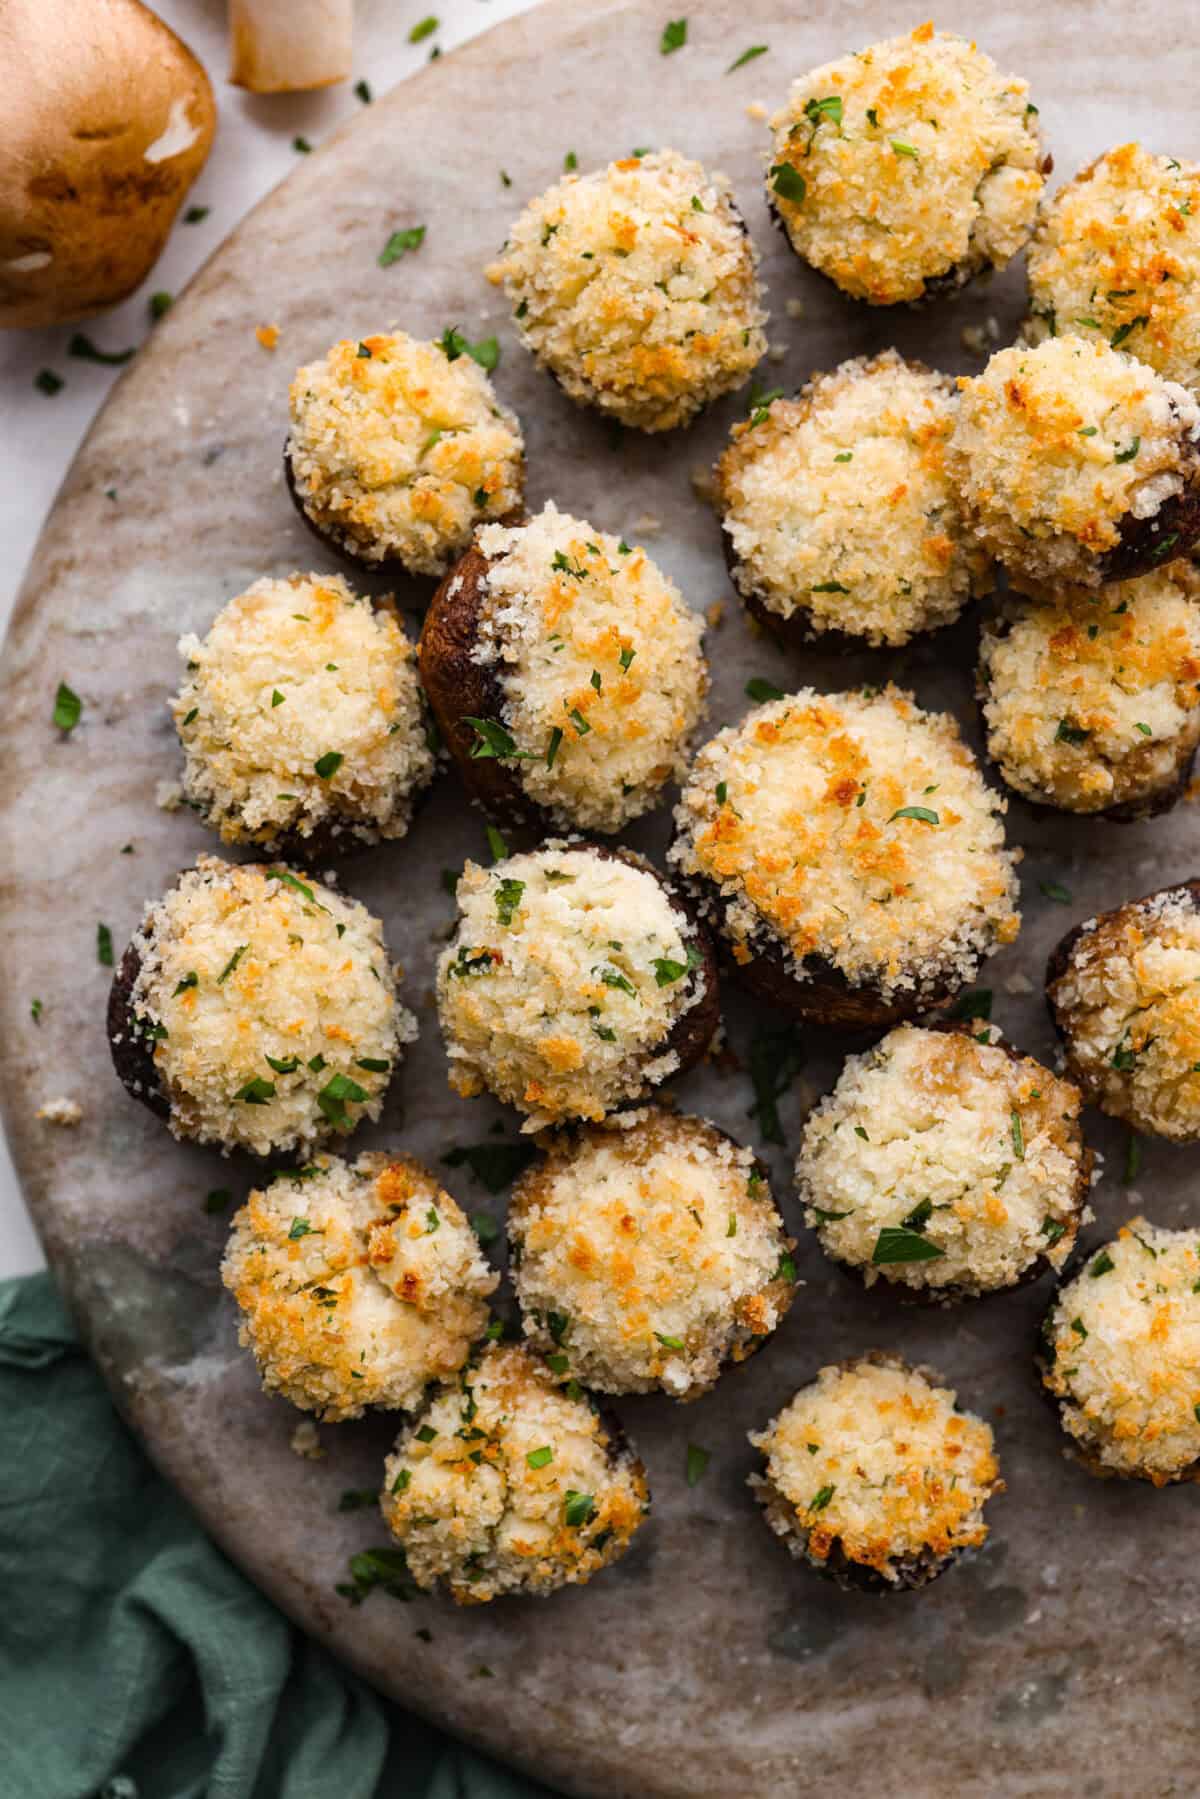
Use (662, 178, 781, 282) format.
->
(2, 2, 1198, 1792)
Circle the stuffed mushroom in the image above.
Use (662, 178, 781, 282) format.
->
(978, 564, 1200, 819)
(420, 502, 707, 832)
(380, 1342, 650, 1602)
(1047, 880, 1200, 1140)
(749, 1353, 1003, 1590)
(172, 572, 435, 856)
(796, 1023, 1091, 1300)
(221, 1152, 498, 1420)
(715, 351, 989, 648)
(485, 149, 767, 432)
(669, 685, 1020, 1030)
(108, 856, 413, 1158)
(508, 1108, 796, 1400)
(1024, 144, 1200, 390)
(436, 843, 718, 1129)
(1038, 1218, 1200, 1484)
(765, 23, 1046, 307)
(285, 329, 525, 577)
(950, 336, 1200, 590)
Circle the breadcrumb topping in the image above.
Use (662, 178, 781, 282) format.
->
(1025, 144, 1200, 390)
(767, 25, 1044, 305)
(980, 565, 1200, 812)
(288, 331, 524, 575)
(486, 149, 767, 432)
(670, 686, 1019, 1001)
(749, 1356, 1001, 1581)
(436, 846, 706, 1129)
(1042, 1218, 1200, 1483)
(381, 1343, 649, 1602)
(509, 1110, 794, 1399)
(950, 336, 1200, 589)
(716, 352, 987, 645)
(797, 1024, 1088, 1294)
(127, 856, 412, 1156)
(471, 503, 707, 831)
(221, 1152, 497, 1420)
(173, 573, 434, 849)
(1049, 886, 1200, 1139)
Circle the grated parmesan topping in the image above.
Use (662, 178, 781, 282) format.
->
(381, 1343, 649, 1601)
(797, 1024, 1087, 1294)
(173, 573, 434, 849)
(127, 856, 413, 1157)
(436, 845, 706, 1129)
(980, 564, 1200, 812)
(1049, 886, 1200, 1139)
(749, 1356, 1000, 1581)
(1025, 144, 1200, 390)
(509, 1109, 794, 1399)
(221, 1152, 497, 1420)
(950, 336, 1200, 589)
(1042, 1218, 1200, 1482)
(766, 24, 1044, 305)
(715, 352, 987, 645)
(670, 686, 1020, 1000)
(485, 149, 767, 432)
(471, 502, 707, 831)
(287, 331, 524, 575)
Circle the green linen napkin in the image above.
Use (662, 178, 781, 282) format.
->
(0, 1273, 554, 1799)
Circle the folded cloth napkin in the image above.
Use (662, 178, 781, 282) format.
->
(0, 1274, 554, 1799)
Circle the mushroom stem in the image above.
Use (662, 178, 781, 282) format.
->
(228, 0, 353, 94)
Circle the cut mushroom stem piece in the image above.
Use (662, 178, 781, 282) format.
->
(228, 0, 353, 94)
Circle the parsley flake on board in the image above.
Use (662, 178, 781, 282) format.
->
(68, 333, 134, 366)
(442, 1139, 537, 1192)
(97, 923, 114, 967)
(34, 370, 63, 396)
(53, 682, 81, 731)
(1040, 879, 1073, 904)
(660, 19, 687, 54)
(337, 1546, 413, 1606)
(686, 1444, 711, 1486)
(747, 1021, 806, 1145)
(951, 988, 992, 1021)
(379, 225, 426, 266)
(485, 823, 508, 862)
(409, 16, 438, 42)
(728, 44, 767, 71)
(745, 677, 785, 703)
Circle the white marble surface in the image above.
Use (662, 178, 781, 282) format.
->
(0, 0, 538, 1276)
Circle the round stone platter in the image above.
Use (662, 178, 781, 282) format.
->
(2, 2, 1198, 1793)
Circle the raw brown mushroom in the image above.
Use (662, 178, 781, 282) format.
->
(0, 0, 215, 329)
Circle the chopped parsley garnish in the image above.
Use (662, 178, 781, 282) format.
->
(651, 944, 701, 987)
(265, 1053, 300, 1074)
(1111, 1034, 1139, 1072)
(686, 1444, 711, 1486)
(314, 751, 344, 780)
(551, 549, 589, 580)
(1089, 1250, 1115, 1278)
(53, 682, 81, 731)
(68, 333, 134, 366)
(317, 1072, 369, 1126)
(288, 1217, 317, 1240)
(356, 1057, 390, 1073)
(34, 370, 63, 396)
(1055, 717, 1089, 745)
(409, 15, 438, 42)
(217, 943, 247, 984)
(149, 292, 172, 320)
(1039, 880, 1073, 904)
(809, 1485, 835, 1513)
(1041, 1216, 1066, 1246)
(564, 150, 578, 171)
(546, 725, 564, 768)
(464, 716, 536, 761)
(810, 579, 850, 593)
(416, 1424, 438, 1443)
(745, 676, 785, 703)
(292, 136, 312, 153)
(727, 43, 767, 71)
(618, 645, 636, 673)
(899, 1198, 933, 1231)
(655, 1332, 685, 1350)
(770, 162, 806, 204)
(804, 95, 843, 128)
(337, 1546, 412, 1606)
(184, 205, 210, 223)
(425, 1207, 440, 1234)
(494, 877, 525, 926)
(526, 1445, 554, 1469)
(1110, 316, 1148, 349)
(1123, 1132, 1142, 1185)
(442, 1139, 537, 1192)
(775, 1251, 797, 1283)
(471, 1212, 500, 1246)
(833, 452, 853, 463)
(236, 1076, 276, 1105)
(891, 138, 919, 158)
(747, 1020, 806, 1144)
(599, 965, 637, 996)
(1134, 721, 1152, 737)
(378, 225, 426, 266)
(563, 1490, 595, 1527)
(97, 923, 114, 967)
(485, 823, 508, 862)
(438, 326, 500, 371)
(566, 707, 591, 737)
(270, 869, 316, 904)
(1113, 435, 1141, 463)
(354, 79, 372, 103)
(447, 947, 494, 980)
(888, 805, 938, 826)
(660, 18, 687, 54)
(30, 998, 43, 1024)
(182, 708, 198, 727)
(872, 1226, 945, 1265)
(337, 1488, 379, 1512)
(1010, 1110, 1025, 1160)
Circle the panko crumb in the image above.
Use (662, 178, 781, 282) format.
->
(290, 1419, 323, 1460)
(256, 324, 280, 351)
(155, 780, 184, 812)
(36, 1097, 82, 1127)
